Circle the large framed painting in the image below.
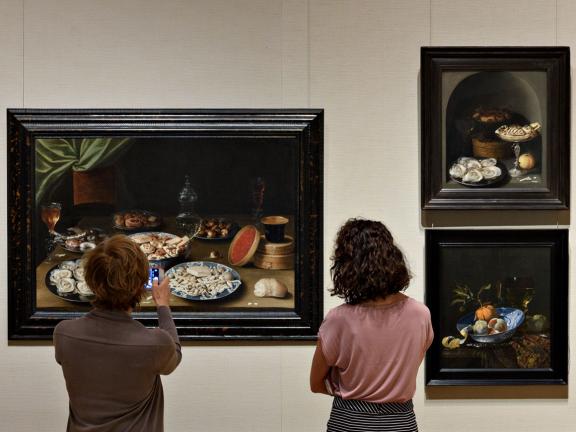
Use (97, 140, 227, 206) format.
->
(425, 229, 568, 398)
(421, 47, 570, 210)
(7, 109, 323, 340)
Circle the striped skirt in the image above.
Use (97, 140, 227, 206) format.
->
(327, 397, 418, 432)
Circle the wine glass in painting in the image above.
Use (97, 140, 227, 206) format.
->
(40, 202, 62, 261)
(250, 177, 266, 222)
(503, 276, 535, 312)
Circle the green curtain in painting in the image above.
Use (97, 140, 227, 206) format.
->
(35, 138, 132, 204)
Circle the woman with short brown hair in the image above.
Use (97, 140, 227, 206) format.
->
(54, 235, 181, 432)
(84, 234, 149, 311)
(310, 219, 433, 432)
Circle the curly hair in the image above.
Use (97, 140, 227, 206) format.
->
(84, 235, 148, 310)
(329, 218, 411, 304)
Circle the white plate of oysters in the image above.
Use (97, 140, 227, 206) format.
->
(46, 259, 95, 303)
(449, 157, 506, 187)
(166, 261, 242, 301)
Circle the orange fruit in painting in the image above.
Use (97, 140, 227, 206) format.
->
(475, 305, 496, 322)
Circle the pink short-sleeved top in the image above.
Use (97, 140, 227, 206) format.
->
(318, 296, 433, 403)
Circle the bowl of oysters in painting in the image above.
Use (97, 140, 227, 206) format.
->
(449, 157, 506, 187)
(46, 259, 95, 303)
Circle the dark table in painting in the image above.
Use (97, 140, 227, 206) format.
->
(442, 333, 550, 369)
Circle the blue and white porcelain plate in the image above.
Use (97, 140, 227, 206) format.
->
(457, 307, 525, 344)
(166, 261, 242, 301)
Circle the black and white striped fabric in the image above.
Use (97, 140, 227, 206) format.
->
(326, 397, 418, 432)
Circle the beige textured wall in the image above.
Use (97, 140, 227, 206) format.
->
(1, 0, 575, 431)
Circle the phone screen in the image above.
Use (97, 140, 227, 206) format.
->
(146, 267, 160, 289)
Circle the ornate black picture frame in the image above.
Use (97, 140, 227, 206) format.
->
(425, 229, 568, 398)
(7, 109, 323, 340)
(421, 47, 570, 210)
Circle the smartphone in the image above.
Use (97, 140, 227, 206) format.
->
(145, 267, 161, 290)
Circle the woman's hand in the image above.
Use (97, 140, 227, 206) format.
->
(152, 276, 171, 307)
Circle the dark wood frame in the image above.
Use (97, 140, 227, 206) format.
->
(425, 229, 568, 396)
(7, 109, 324, 341)
(421, 47, 570, 210)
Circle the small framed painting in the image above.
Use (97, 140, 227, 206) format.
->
(421, 47, 570, 210)
(425, 229, 568, 397)
(7, 109, 323, 340)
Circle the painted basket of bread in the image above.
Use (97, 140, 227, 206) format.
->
(469, 108, 514, 159)
(472, 138, 513, 159)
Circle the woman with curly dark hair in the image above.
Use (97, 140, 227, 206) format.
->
(310, 219, 433, 432)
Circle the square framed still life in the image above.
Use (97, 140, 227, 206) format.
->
(425, 229, 568, 396)
(421, 47, 570, 211)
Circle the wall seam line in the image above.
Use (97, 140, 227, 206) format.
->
(280, 347, 285, 432)
(306, 0, 310, 108)
(555, 0, 558, 45)
(281, 0, 285, 108)
(429, 0, 432, 46)
(22, 0, 25, 107)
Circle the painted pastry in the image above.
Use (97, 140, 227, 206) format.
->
(495, 122, 541, 142)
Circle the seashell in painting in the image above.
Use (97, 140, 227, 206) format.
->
(50, 269, 73, 284)
(462, 169, 483, 183)
(480, 158, 497, 167)
(481, 166, 501, 179)
(457, 156, 474, 165)
(449, 163, 467, 179)
(76, 281, 94, 296)
(57, 277, 76, 294)
(465, 159, 482, 170)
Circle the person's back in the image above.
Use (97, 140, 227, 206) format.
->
(55, 307, 179, 431)
(310, 218, 433, 432)
(319, 297, 432, 403)
(54, 235, 181, 432)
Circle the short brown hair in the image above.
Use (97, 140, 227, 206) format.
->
(84, 235, 148, 310)
(330, 218, 411, 304)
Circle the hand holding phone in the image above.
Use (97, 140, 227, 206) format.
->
(152, 276, 171, 307)
(146, 267, 161, 290)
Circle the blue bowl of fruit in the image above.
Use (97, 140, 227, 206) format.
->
(457, 307, 525, 344)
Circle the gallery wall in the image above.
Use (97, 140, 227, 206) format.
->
(1, 0, 575, 431)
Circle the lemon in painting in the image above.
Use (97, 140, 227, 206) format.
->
(518, 153, 536, 170)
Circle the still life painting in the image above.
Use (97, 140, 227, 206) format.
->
(421, 47, 569, 210)
(8, 109, 323, 340)
(425, 230, 568, 392)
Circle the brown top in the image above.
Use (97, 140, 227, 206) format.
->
(54, 306, 181, 432)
